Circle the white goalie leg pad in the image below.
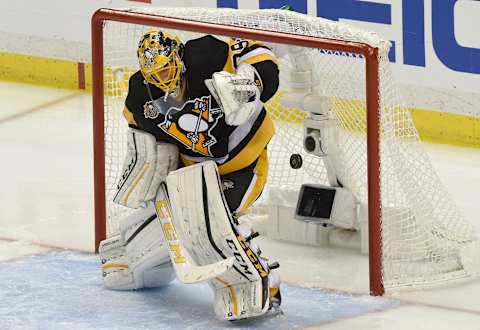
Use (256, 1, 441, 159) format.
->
(113, 128, 179, 208)
(213, 221, 282, 319)
(99, 203, 175, 290)
(166, 161, 271, 320)
(153, 186, 235, 284)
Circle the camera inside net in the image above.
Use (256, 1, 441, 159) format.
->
(303, 116, 328, 157)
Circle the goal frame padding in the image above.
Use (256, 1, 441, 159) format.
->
(91, 8, 383, 295)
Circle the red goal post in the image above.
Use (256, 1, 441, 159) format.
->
(91, 7, 384, 296)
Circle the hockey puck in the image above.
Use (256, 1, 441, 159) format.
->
(290, 154, 303, 169)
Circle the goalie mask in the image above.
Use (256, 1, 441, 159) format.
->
(138, 31, 185, 94)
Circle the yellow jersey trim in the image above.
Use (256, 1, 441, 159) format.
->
(222, 48, 235, 74)
(123, 106, 137, 125)
(238, 148, 269, 213)
(240, 52, 279, 66)
(218, 114, 274, 175)
(180, 113, 275, 174)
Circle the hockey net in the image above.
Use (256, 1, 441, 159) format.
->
(92, 7, 480, 294)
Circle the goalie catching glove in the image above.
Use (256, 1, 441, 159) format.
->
(205, 64, 262, 126)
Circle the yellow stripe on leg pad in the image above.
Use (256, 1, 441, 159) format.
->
(215, 277, 239, 317)
(102, 263, 129, 270)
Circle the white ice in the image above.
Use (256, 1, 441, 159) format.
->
(1, 81, 480, 329)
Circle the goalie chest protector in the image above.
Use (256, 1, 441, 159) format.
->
(125, 35, 275, 171)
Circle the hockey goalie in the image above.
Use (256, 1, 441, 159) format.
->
(98, 30, 281, 321)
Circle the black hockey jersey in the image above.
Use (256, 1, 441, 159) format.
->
(124, 35, 279, 174)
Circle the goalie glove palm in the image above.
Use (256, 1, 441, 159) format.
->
(205, 64, 261, 126)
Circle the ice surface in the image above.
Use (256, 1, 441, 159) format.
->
(0, 251, 398, 330)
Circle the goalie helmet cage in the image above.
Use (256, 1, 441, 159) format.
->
(91, 7, 479, 297)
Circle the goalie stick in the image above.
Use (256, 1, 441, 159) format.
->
(153, 183, 235, 284)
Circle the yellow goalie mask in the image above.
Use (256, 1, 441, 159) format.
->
(137, 31, 184, 94)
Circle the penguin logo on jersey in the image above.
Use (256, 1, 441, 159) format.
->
(158, 95, 223, 156)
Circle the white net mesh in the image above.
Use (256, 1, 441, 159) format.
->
(100, 7, 479, 291)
